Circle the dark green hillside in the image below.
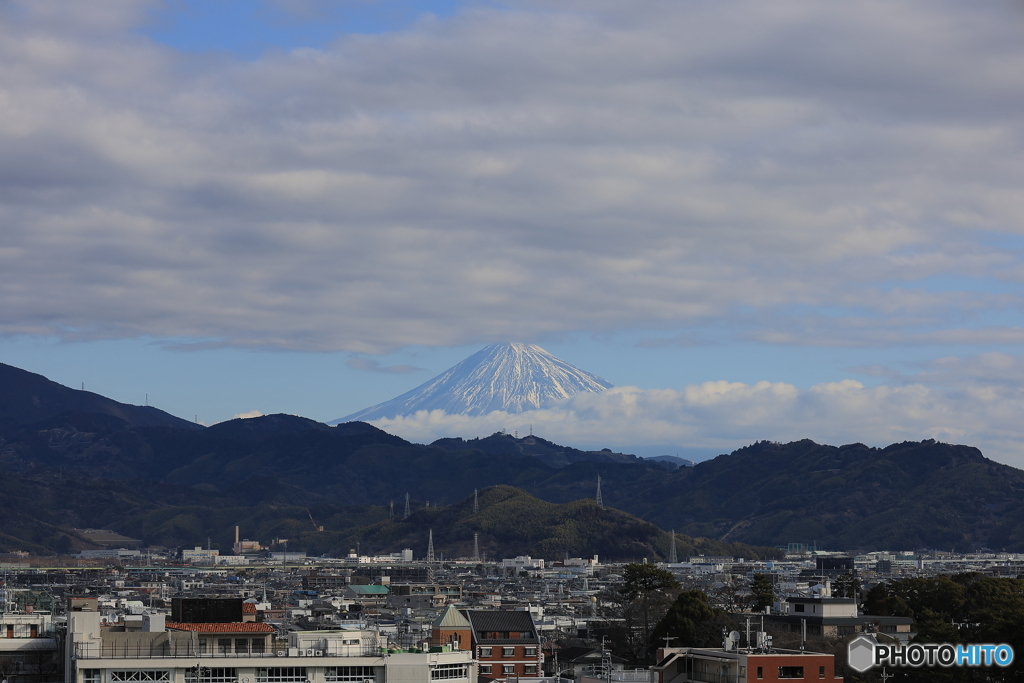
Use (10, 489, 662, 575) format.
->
(0, 362, 200, 430)
(295, 486, 781, 561)
(433, 433, 639, 467)
(620, 439, 1024, 551)
(5, 364, 1024, 553)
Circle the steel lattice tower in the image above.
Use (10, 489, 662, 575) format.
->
(427, 529, 435, 562)
(473, 533, 480, 561)
(596, 475, 604, 508)
(403, 492, 411, 519)
(669, 529, 678, 564)
(473, 488, 479, 514)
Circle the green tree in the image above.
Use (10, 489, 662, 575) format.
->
(832, 573, 860, 599)
(620, 563, 681, 600)
(650, 590, 725, 650)
(750, 574, 774, 612)
(615, 563, 681, 663)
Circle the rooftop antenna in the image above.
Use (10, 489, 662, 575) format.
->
(403, 493, 411, 520)
(669, 530, 678, 564)
(596, 475, 604, 509)
(426, 529, 435, 563)
(473, 533, 480, 562)
(473, 489, 479, 514)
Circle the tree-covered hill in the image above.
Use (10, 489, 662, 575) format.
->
(5, 396, 1024, 553)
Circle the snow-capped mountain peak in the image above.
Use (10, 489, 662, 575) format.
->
(333, 342, 612, 422)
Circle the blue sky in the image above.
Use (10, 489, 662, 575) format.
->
(142, 1, 469, 56)
(3, 0, 1024, 463)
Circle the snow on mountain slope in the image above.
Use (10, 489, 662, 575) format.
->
(333, 343, 612, 422)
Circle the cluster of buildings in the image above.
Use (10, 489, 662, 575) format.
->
(2, 543, 1022, 683)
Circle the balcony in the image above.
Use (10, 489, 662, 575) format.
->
(72, 643, 382, 660)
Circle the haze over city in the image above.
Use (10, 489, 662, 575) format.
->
(3, 0, 1024, 464)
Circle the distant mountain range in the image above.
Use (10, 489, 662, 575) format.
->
(3, 360, 1024, 557)
(334, 342, 612, 422)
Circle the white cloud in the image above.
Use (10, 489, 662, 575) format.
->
(232, 410, 264, 420)
(369, 366, 1024, 468)
(0, 1, 1022, 351)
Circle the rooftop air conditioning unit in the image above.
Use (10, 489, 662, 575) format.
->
(305, 649, 315, 657)
(315, 650, 324, 657)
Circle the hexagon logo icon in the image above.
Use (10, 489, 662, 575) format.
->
(847, 634, 878, 673)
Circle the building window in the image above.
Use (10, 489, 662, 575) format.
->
(818, 666, 825, 679)
(198, 640, 208, 654)
(778, 667, 804, 679)
(503, 666, 515, 675)
(325, 666, 376, 682)
(186, 668, 238, 683)
(256, 668, 308, 683)
(84, 670, 102, 683)
(217, 639, 231, 654)
(503, 648, 515, 657)
(480, 666, 492, 675)
(756, 668, 763, 679)
(524, 666, 537, 675)
(236, 639, 249, 654)
(524, 648, 536, 657)
(252, 640, 266, 654)
(480, 648, 492, 658)
(110, 673, 170, 682)
(431, 664, 468, 680)
(794, 604, 805, 613)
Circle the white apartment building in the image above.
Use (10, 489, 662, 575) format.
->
(66, 604, 474, 683)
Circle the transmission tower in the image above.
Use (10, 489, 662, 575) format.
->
(669, 529, 678, 564)
(596, 475, 604, 508)
(403, 493, 411, 519)
(473, 533, 480, 561)
(473, 488, 479, 514)
(389, 500, 394, 518)
(426, 529, 435, 562)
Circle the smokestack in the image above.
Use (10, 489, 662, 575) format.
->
(235, 526, 240, 544)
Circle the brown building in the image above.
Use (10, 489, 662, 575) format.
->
(464, 610, 541, 681)
(654, 646, 842, 683)
(429, 607, 542, 681)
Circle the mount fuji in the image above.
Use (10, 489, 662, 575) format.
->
(333, 342, 613, 422)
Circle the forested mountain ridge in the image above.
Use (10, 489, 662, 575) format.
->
(3, 360, 1024, 554)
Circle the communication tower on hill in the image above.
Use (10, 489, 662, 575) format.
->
(404, 493, 411, 519)
(669, 530, 678, 564)
(427, 529, 435, 562)
(596, 475, 604, 508)
(473, 488, 479, 514)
